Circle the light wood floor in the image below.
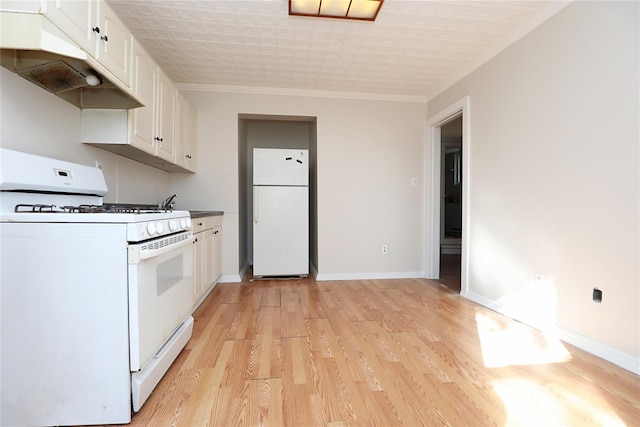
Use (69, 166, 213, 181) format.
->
(122, 276, 639, 426)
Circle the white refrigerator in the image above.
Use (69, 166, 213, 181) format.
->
(253, 148, 309, 277)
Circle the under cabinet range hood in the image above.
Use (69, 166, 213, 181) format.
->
(0, 12, 143, 109)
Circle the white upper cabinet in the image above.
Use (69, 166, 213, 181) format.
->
(175, 93, 197, 172)
(156, 68, 176, 163)
(128, 38, 157, 155)
(0, 1, 42, 12)
(36, 0, 197, 173)
(95, 2, 130, 87)
(44, 0, 131, 87)
(44, 0, 94, 52)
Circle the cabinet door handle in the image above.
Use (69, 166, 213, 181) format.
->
(92, 26, 100, 33)
(101, 35, 108, 42)
(193, 238, 198, 243)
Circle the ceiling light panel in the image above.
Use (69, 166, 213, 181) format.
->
(348, 0, 381, 19)
(290, 0, 320, 15)
(290, 0, 383, 21)
(320, 0, 349, 17)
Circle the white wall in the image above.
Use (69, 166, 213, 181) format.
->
(0, 67, 171, 204)
(171, 91, 427, 281)
(428, 1, 639, 368)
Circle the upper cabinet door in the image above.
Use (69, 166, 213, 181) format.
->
(45, 0, 131, 88)
(128, 39, 157, 155)
(95, 1, 131, 87)
(156, 68, 176, 162)
(175, 93, 196, 172)
(44, 0, 95, 53)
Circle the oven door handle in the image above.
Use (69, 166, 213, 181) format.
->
(128, 234, 195, 264)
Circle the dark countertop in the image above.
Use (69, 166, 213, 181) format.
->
(189, 210, 224, 218)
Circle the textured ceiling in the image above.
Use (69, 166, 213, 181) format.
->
(106, 0, 563, 100)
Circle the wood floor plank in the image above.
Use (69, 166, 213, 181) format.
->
(248, 306, 282, 379)
(180, 340, 235, 425)
(281, 286, 307, 337)
(298, 286, 328, 319)
(182, 303, 241, 369)
(118, 277, 640, 427)
(281, 337, 316, 426)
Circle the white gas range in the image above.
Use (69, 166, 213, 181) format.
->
(0, 149, 195, 426)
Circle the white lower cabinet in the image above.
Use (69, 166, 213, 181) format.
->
(193, 232, 204, 302)
(192, 215, 223, 309)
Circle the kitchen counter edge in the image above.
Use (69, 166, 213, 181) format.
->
(189, 211, 224, 218)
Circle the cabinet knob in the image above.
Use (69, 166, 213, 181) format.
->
(92, 26, 100, 33)
(154, 137, 164, 142)
(101, 35, 108, 42)
(193, 238, 198, 243)
(198, 222, 203, 226)
(185, 154, 192, 159)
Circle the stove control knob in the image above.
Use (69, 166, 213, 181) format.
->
(169, 220, 178, 231)
(186, 218, 192, 228)
(156, 222, 164, 234)
(179, 218, 187, 229)
(146, 223, 157, 235)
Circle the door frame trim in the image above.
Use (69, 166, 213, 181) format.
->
(425, 95, 470, 296)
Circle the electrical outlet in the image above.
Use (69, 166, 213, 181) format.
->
(381, 245, 388, 254)
(95, 161, 103, 170)
(535, 272, 544, 286)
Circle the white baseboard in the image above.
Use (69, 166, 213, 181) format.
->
(218, 262, 249, 283)
(218, 274, 242, 283)
(315, 271, 424, 281)
(464, 291, 640, 375)
(554, 327, 640, 375)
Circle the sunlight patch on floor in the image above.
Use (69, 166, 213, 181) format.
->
(475, 310, 571, 368)
(492, 377, 627, 427)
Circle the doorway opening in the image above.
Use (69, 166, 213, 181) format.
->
(439, 116, 462, 292)
(425, 96, 469, 296)
(236, 114, 318, 281)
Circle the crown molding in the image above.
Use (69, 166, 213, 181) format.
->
(175, 83, 427, 104)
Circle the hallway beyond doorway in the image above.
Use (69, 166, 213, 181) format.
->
(439, 253, 461, 293)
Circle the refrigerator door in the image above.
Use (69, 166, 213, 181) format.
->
(253, 185, 309, 276)
(254, 148, 308, 186)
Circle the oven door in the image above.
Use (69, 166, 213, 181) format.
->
(128, 231, 195, 372)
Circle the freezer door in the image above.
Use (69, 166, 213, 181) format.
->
(253, 186, 309, 276)
(253, 148, 308, 186)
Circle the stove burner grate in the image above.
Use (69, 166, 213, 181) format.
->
(14, 203, 172, 214)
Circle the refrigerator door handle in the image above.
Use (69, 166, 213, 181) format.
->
(253, 187, 258, 224)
